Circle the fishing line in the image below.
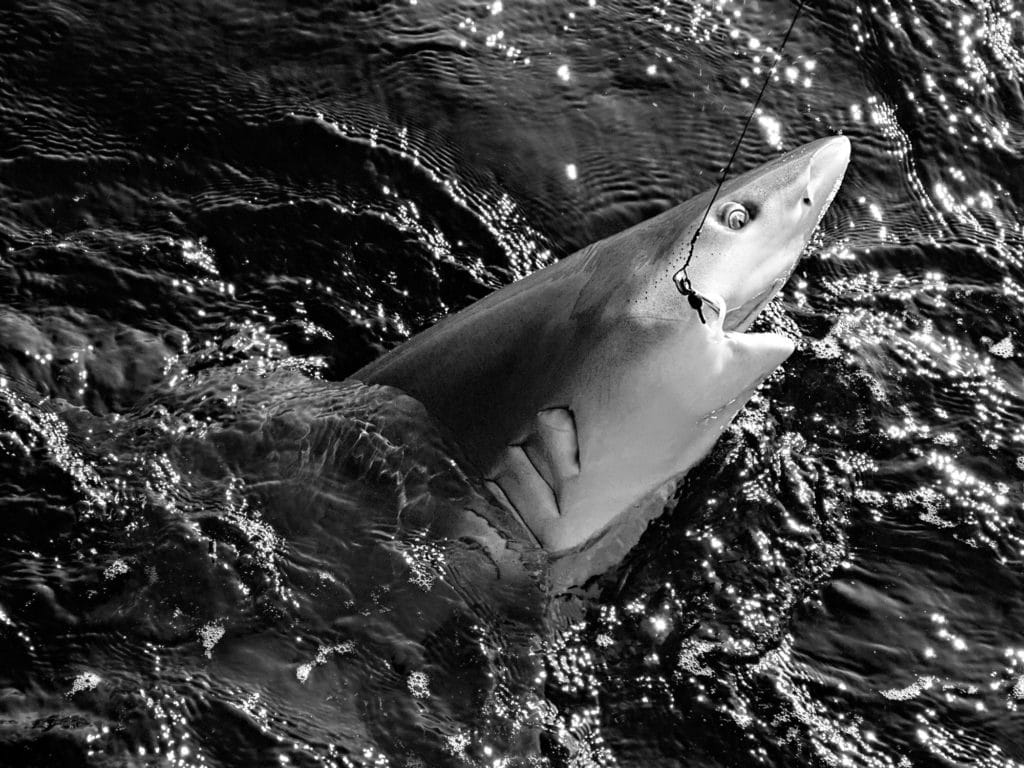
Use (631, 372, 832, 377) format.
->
(675, 0, 807, 323)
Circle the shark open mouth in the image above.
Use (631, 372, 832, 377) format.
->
(723, 276, 787, 332)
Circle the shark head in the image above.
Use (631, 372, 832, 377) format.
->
(560, 136, 851, 511)
(573, 135, 851, 337)
(679, 136, 851, 333)
(354, 136, 851, 575)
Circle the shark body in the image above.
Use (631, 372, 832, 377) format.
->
(354, 137, 851, 576)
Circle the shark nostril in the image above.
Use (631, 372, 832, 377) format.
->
(802, 196, 812, 206)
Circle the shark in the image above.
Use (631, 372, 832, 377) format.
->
(353, 136, 851, 586)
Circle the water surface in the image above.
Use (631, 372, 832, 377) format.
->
(2, 0, 1024, 765)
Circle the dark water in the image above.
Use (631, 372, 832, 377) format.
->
(2, 0, 1024, 765)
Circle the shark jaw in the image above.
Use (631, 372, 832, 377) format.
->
(354, 136, 851, 578)
(722, 277, 785, 332)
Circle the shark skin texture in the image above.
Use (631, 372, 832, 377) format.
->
(354, 136, 851, 587)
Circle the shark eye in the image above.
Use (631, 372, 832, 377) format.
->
(720, 202, 749, 230)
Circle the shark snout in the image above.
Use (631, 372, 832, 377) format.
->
(806, 136, 851, 212)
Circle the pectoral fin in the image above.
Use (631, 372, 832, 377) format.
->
(485, 407, 580, 544)
(523, 406, 580, 488)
